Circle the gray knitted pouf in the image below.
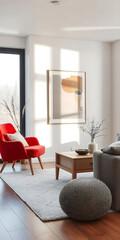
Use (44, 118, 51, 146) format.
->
(59, 178, 112, 221)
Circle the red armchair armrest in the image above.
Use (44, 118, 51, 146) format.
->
(25, 137, 40, 146)
(0, 141, 28, 162)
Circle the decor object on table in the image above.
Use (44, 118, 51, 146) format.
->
(75, 149, 89, 155)
(0, 123, 45, 175)
(93, 149, 120, 210)
(80, 119, 106, 153)
(88, 138, 98, 153)
(59, 178, 112, 221)
(47, 70, 86, 124)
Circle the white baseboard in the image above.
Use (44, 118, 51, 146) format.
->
(42, 157, 55, 162)
(32, 157, 55, 163)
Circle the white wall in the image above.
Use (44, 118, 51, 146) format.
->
(0, 35, 26, 49)
(26, 35, 112, 161)
(112, 41, 120, 140)
(0, 34, 112, 161)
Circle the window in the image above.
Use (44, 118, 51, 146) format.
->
(0, 48, 25, 135)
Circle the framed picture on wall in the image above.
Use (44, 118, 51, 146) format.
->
(47, 70, 86, 124)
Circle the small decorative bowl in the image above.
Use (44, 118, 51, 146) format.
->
(75, 149, 89, 155)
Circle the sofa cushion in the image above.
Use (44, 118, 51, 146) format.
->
(117, 133, 120, 141)
(101, 141, 120, 155)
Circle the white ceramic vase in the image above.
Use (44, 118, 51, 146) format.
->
(88, 138, 98, 153)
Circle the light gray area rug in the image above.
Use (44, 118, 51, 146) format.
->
(0, 169, 93, 221)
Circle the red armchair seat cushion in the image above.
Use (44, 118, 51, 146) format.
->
(25, 145, 45, 158)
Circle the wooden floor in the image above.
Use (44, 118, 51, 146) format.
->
(0, 162, 120, 240)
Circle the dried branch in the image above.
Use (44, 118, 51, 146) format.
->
(22, 105, 26, 118)
(11, 96, 20, 132)
(1, 100, 18, 129)
(80, 118, 106, 140)
(1, 96, 26, 132)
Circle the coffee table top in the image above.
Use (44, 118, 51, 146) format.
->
(56, 151, 93, 159)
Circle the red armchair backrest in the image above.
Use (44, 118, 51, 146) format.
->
(0, 123, 16, 141)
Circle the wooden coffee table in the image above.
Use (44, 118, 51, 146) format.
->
(55, 151, 93, 180)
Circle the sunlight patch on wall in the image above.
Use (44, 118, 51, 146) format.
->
(59, 49, 80, 145)
(34, 79, 52, 147)
(60, 49, 79, 71)
(60, 124, 78, 145)
(34, 80, 46, 121)
(33, 44, 52, 148)
(34, 44, 51, 74)
(34, 122, 52, 148)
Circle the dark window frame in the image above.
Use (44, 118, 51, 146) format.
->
(0, 47, 25, 136)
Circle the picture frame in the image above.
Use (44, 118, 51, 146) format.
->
(47, 70, 86, 124)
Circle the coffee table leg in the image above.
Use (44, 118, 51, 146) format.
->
(56, 167, 59, 180)
(72, 160, 76, 179)
(72, 172, 76, 179)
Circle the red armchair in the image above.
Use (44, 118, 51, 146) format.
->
(0, 123, 45, 175)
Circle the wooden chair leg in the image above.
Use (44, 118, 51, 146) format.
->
(12, 161, 16, 168)
(38, 156, 43, 169)
(0, 162, 7, 173)
(28, 158, 34, 175)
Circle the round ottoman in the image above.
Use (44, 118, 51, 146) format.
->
(59, 178, 112, 221)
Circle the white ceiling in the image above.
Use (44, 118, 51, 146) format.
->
(0, 0, 120, 42)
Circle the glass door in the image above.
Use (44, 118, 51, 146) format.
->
(0, 48, 25, 135)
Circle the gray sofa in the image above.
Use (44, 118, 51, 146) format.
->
(93, 151, 120, 211)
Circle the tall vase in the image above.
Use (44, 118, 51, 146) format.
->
(88, 138, 98, 153)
